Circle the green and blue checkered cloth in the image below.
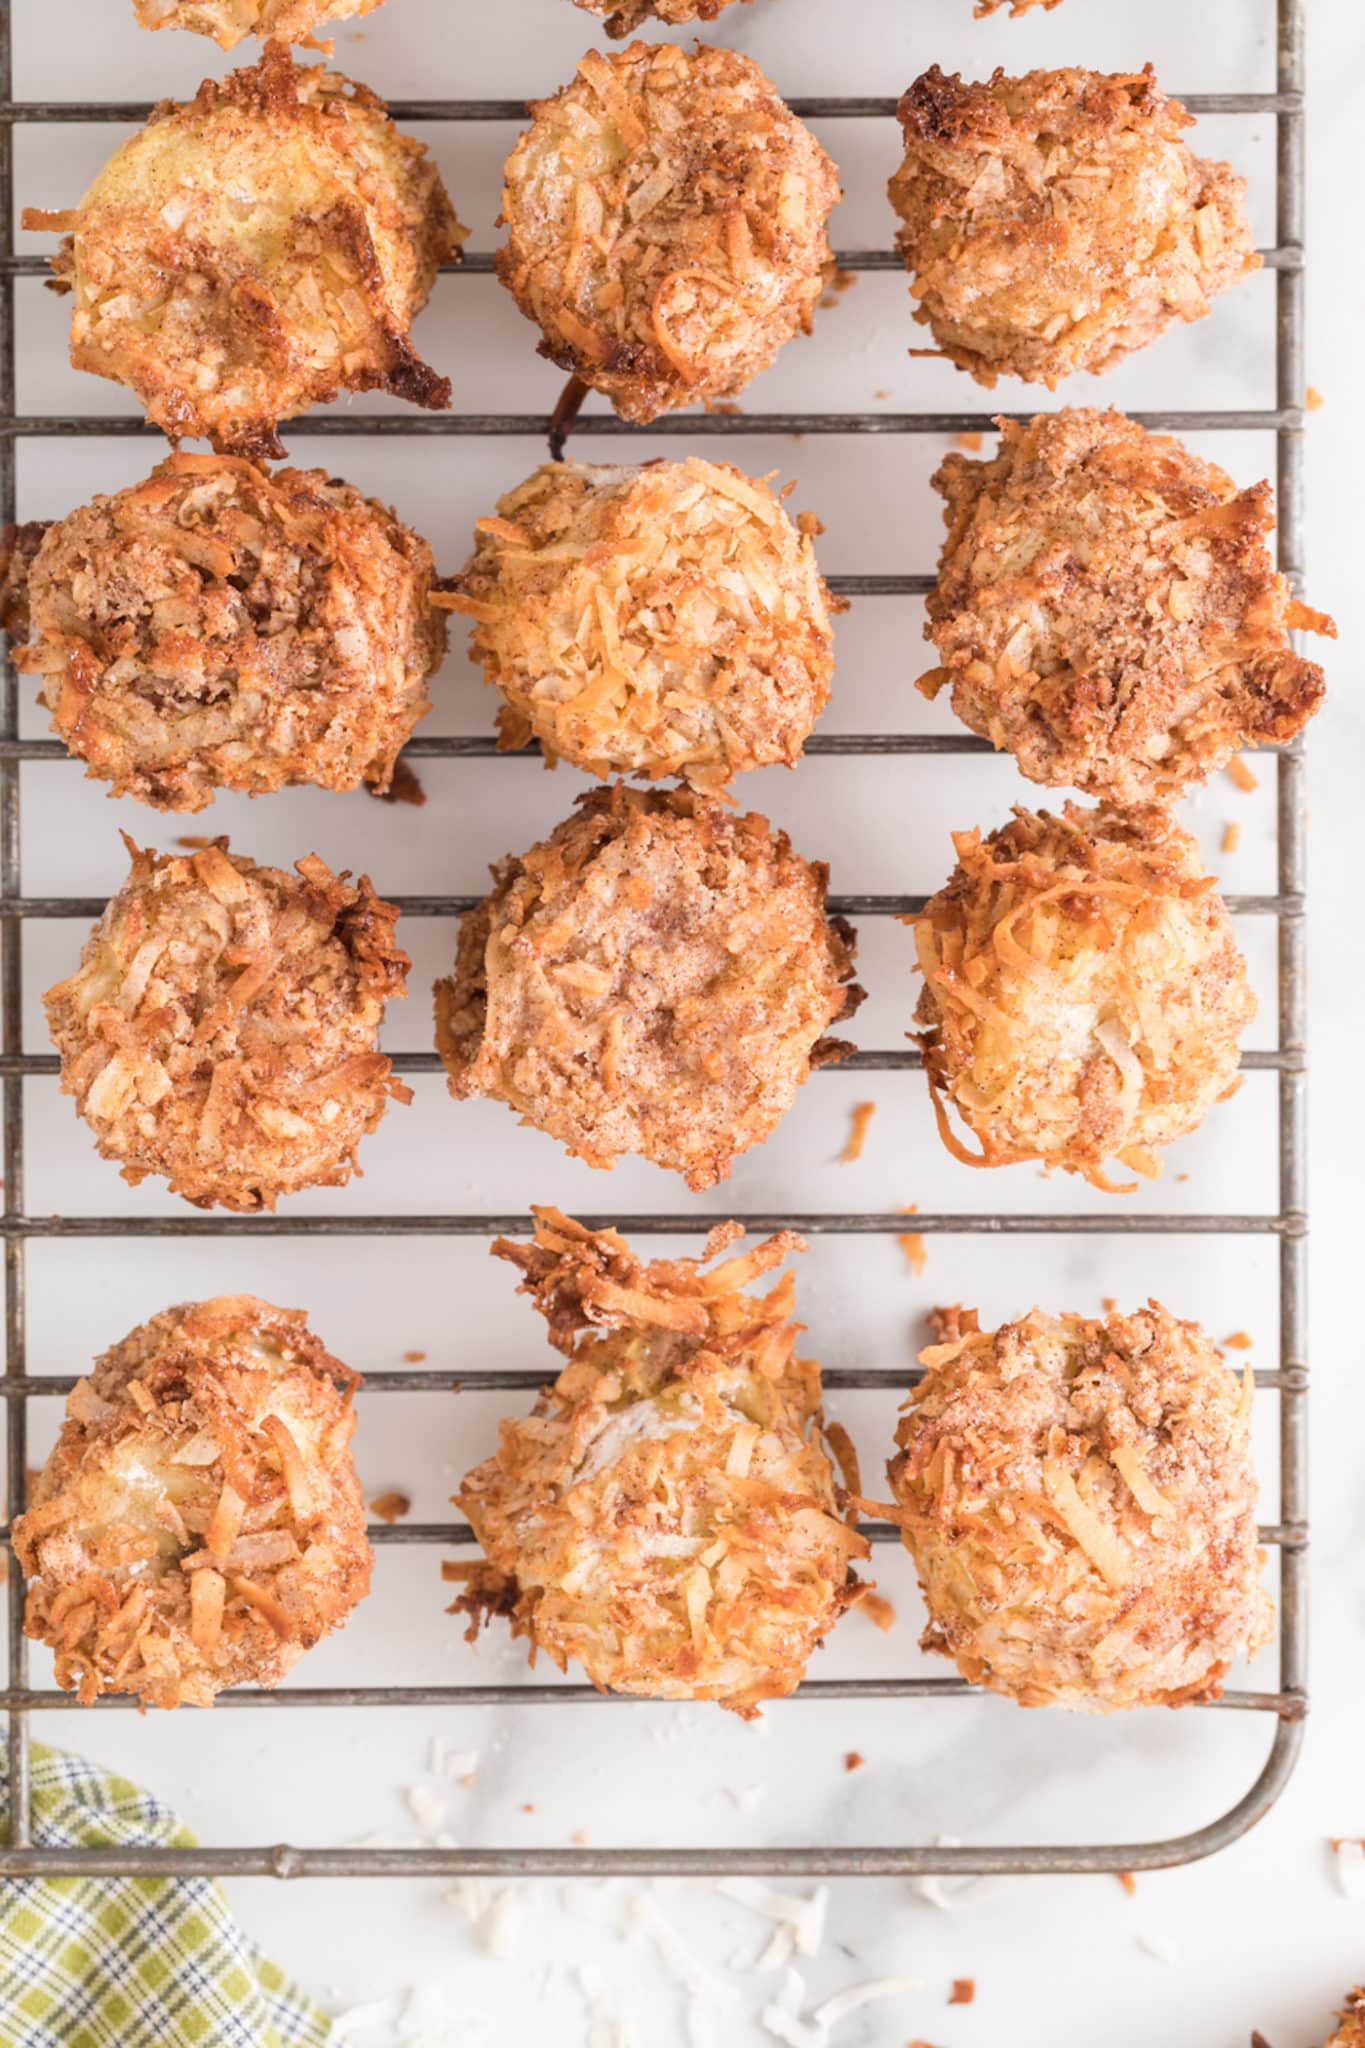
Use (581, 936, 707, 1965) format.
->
(1, 1745, 334, 2048)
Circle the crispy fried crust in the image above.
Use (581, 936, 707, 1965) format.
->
(497, 42, 838, 423)
(887, 1303, 1271, 1710)
(574, 0, 753, 31)
(913, 802, 1254, 1189)
(13, 1297, 371, 1708)
(1328, 1991, 1365, 2048)
(434, 785, 862, 1189)
(28, 44, 462, 458)
(45, 839, 410, 1211)
(922, 410, 1332, 802)
(0, 454, 445, 812)
(888, 66, 1258, 387)
(134, 0, 389, 45)
(442, 458, 834, 787)
(454, 1209, 868, 1714)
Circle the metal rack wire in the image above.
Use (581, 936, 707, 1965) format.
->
(0, 0, 1308, 1880)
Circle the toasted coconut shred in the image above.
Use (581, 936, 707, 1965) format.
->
(888, 66, 1259, 388)
(0, 454, 446, 812)
(921, 410, 1332, 804)
(435, 784, 862, 1190)
(574, 0, 757, 31)
(1327, 1989, 1365, 2047)
(25, 42, 464, 459)
(497, 41, 839, 424)
(45, 838, 409, 1211)
(913, 801, 1254, 1189)
(453, 1209, 869, 1714)
(12, 1296, 371, 1708)
(440, 457, 835, 788)
(133, 0, 389, 43)
(887, 1302, 1272, 1710)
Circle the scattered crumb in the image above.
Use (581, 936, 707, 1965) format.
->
(571, 1828, 588, 1846)
(403, 1349, 427, 1363)
(1227, 757, 1259, 793)
(843, 1752, 865, 1773)
(174, 835, 216, 850)
(955, 431, 984, 452)
(898, 1204, 927, 1276)
(1306, 385, 1325, 411)
(949, 1978, 975, 2005)
(1116, 1871, 1137, 1897)
(406, 1782, 444, 1831)
(1176, 1172, 1190, 1183)
(370, 1490, 411, 1524)
(858, 1591, 896, 1633)
(1101, 1296, 1117, 1313)
(1221, 821, 1242, 855)
(840, 1101, 877, 1163)
(820, 267, 858, 307)
(910, 2041, 945, 2047)
(1251, 2032, 1273, 2048)
(522, 1803, 536, 1814)
(375, 758, 426, 806)
(874, 389, 892, 401)
(1136, 1932, 1180, 1965)
(1223, 1331, 1254, 1350)
(1330, 1838, 1365, 1899)
(711, 401, 744, 415)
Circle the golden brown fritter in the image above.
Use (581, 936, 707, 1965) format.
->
(134, 0, 389, 45)
(440, 457, 835, 788)
(0, 454, 446, 812)
(1328, 1992, 1365, 2048)
(885, 1303, 1271, 1711)
(435, 784, 861, 1190)
(888, 66, 1258, 387)
(921, 410, 1333, 803)
(453, 1209, 868, 1714)
(46, 839, 410, 1211)
(25, 44, 462, 459)
(13, 1296, 371, 1708)
(913, 802, 1254, 1190)
(573, 0, 753, 31)
(497, 42, 839, 424)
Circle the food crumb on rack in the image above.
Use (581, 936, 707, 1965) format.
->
(843, 1751, 865, 1773)
(949, 1977, 976, 2005)
(819, 267, 858, 310)
(174, 835, 217, 850)
(1221, 821, 1242, 855)
(1223, 1331, 1254, 1350)
(1116, 1871, 1137, 1897)
(858, 1590, 896, 1632)
(403, 1349, 427, 1363)
(370, 1490, 411, 1524)
(1306, 385, 1325, 410)
(955, 431, 984, 452)
(840, 1101, 877, 1162)
(571, 1828, 589, 1846)
(1227, 757, 1259, 793)
(899, 1205, 927, 1275)
(875, 388, 892, 401)
(1101, 1296, 1118, 1313)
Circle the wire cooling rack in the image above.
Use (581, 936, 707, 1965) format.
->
(0, 0, 1308, 1881)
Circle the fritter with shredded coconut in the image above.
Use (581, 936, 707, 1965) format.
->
(888, 66, 1258, 387)
(886, 1302, 1271, 1710)
(1328, 1991, 1365, 2048)
(25, 44, 462, 459)
(14, 1297, 370, 1709)
(453, 1210, 868, 1713)
(440, 457, 835, 787)
(574, 0, 754, 30)
(0, 455, 446, 812)
(435, 785, 861, 1189)
(921, 410, 1332, 803)
(497, 42, 839, 423)
(46, 839, 410, 1211)
(133, 0, 389, 44)
(913, 802, 1254, 1190)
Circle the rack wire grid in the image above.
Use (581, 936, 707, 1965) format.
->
(0, 0, 1309, 1884)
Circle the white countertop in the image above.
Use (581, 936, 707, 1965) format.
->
(5, 1, 1363, 2043)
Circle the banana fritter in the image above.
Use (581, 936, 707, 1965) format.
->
(888, 66, 1258, 387)
(497, 42, 839, 423)
(134, 0, 389, 45)
(886, 1303, 1271, 1710)
(46, 839, 410, 1211)
(0, 454, 445, 811)
(442, 457, 835, 787)
(25, 44, 462, 458)
(453, 1209, 868, 1714)
(921, 410, 1332, 802)
(913, 802, 1254, 1190)
(435, 785, 862, 1190)
(14, 1297, 371, 1708)
(1328, 1993, 1365, 2048)
(574, 0, 754, 30)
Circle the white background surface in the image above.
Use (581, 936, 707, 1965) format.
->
(3, 1, 1363, 2044)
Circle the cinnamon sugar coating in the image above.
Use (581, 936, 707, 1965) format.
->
(45, 840, 409, 1211)
(913, 803, 1254, 1190)
(497, 42, 839, 423)
(13, 1297, 371, 1708)
(26, 44, 462, 458)
(888, 66, 1258, 387)
(0, 454, 445, 811)
(888, 1303, 1272, 1710)
(435, 785, 861, 1190)
(443, 457, 834, 788)
(922, 410, 1331, 802)
(454, 1209, 868, 1713)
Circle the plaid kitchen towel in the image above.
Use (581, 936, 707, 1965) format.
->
(1, 1744, 333, 2048)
